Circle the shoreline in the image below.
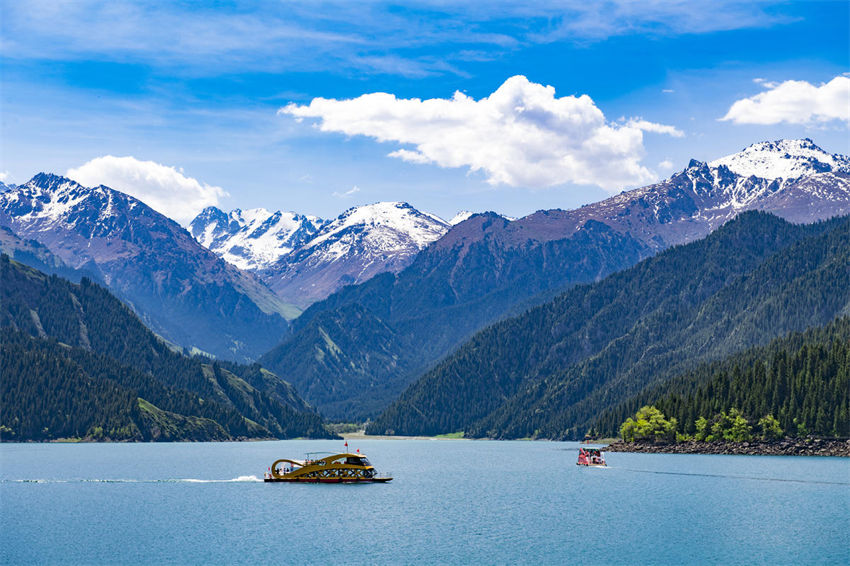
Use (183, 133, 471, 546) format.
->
(604, 438, 850, 457)
(341, 431, 471, 441)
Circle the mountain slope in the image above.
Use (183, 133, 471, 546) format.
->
(593, 317, 850, 439)
(189, 201, 451, 309)
(0, 255, 332, 441)
(261, 219, 651, 419)
(709, 138, 850, 180)
(189, 206, 326, 272)
(262, 139, 850, 420)
(262, 202, 450, 307)
(366, 212, 849, 438)
(433, 140, 849, 259)
(0, 224, 96, 283)
(0, 174, 290, 361)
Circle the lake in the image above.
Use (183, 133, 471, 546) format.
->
(1, 439, 848, 565)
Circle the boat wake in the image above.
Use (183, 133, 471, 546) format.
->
(615, 467, 850, 486)
(3, 475, 264, 484)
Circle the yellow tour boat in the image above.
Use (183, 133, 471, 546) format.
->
(263, 451, 393, 483)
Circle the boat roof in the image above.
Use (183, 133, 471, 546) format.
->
(308, 452, 369, 462)
(274, 452, 371, 468)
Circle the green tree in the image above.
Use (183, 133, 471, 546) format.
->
(694, 416, 709, 441)
(620, 406, 677, 443)
(758, 414, 783, 440)
(726, 408, 753, 442)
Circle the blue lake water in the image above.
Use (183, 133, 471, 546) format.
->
(1, 439, 848, 565)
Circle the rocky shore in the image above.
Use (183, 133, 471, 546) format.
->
(604, 438, 850, 457)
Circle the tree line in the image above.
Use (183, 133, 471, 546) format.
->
(605, 317, 850, 440)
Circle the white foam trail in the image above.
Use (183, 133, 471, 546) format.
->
(4, 475, 264, 484)
(181, 475, 262, 483)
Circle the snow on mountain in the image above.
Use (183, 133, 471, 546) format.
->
(449, 211, 474, 225)
(264, 201, 450, 307)
(436, 139, 850, 256)
(190, 206, 326, 270)
(710, 138, 850, 181)
(300, 201, 448, 256)
(189, 199, 450, 307)
(0, 173, 291, 361)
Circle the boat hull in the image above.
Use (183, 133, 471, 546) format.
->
(264, 477, 392, 483)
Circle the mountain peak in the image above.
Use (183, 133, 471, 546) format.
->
(25, 172, 86, 194)
(266, 201, 450, 307)
(305, 201, 448, 252)
(449, 211, 474, 225)
(709, 138, 849, 180)
(189, 205, 326, 271)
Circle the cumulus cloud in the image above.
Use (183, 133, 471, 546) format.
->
(0, 171, 11, 183)
(67, 156, 227, 224)
(280, 75, 683, 191)
(722, 76, 850, 126)
(658, 159, 674, 170)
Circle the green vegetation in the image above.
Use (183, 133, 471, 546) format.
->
(434, 431, 465, 439)
(0, 255, 334, 442)
(618, 406, 785, 444)
(368, 212, 849, 439)
(758, 415, 783, 440)
(262, 219, 648, 420)
(619, 407, 677, 443)
(325, 422, 364, 435)
(600, 316, 850, 440)
(613, 316, 850, 444)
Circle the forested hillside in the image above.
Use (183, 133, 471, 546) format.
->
(0, 174, 292, 362)
(367, 212, 849, 438)
(0, 255, 332, 441)
(596, 318, 850, 439)
(261, 218, 649, 419)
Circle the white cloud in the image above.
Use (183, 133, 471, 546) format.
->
(2, 1, 786, 78)
(281, 75, 683, 191)
(332, 185, 361, 198)
(0, 171, 11, 183)
(67, 156, 227, 224)
(752, 77, 779, 88)
(627, 119, 684, 137)
(658, 159, 674, 170)
(722, 75, 850, 126)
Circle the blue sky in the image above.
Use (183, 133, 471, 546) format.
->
(1, 1, 848, 222)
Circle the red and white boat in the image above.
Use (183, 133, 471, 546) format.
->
(577, 447, 606, 467)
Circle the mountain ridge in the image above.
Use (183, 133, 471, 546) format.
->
(366, 212, 849, 438)
(0, 173, 291, 361)
(263, 138, 850, 420)
(0, 255, 333, 441)
(190, 200, 451, 308)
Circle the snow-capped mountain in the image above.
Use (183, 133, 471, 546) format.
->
(437, 138, 850, 254)
(189, 206, 326, 270)
(449, 211, 474, 225)
(265, 138, 850, 419)
(264, 201, 450, 307)
(0, 173, 290, 361)
(710, 138, 850, 181)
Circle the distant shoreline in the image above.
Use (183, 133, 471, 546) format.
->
(604, 438, 850, 457)
(341, 431, 469, 441)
